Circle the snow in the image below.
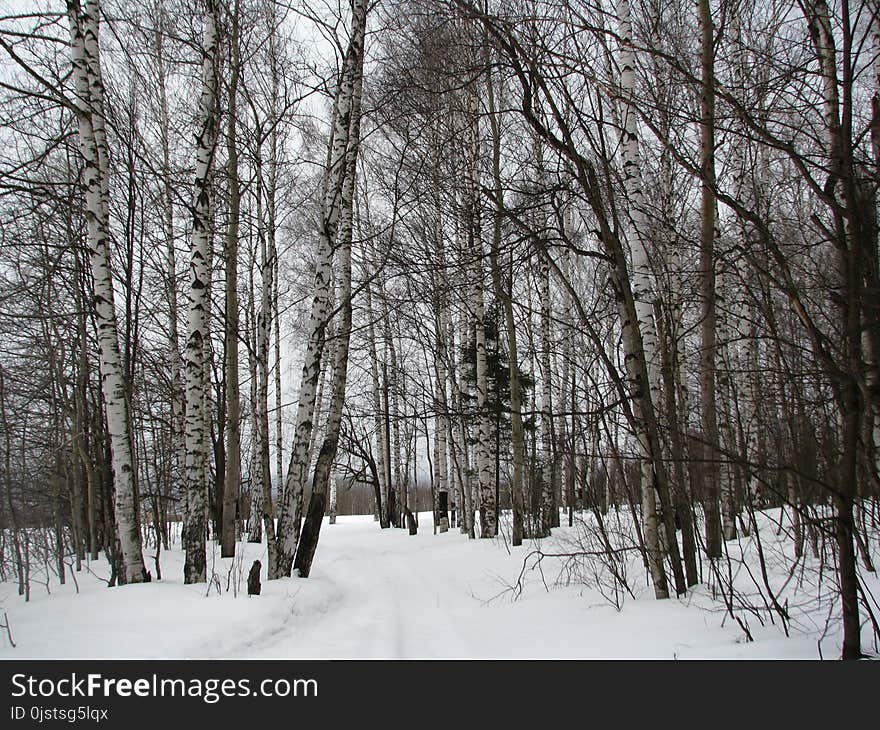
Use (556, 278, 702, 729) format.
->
(0, 512, 874, 659)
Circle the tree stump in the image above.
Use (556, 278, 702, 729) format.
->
(247, 560, 261, 596)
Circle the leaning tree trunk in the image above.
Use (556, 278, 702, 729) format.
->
(292, 29, 364, 577)
(67, 0, 147, 585)
(182, 0, 219, 584)
(275, 0, 367, 578)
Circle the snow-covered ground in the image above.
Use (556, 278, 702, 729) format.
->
(0, 512, 875, 659)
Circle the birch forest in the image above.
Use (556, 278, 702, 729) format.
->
(1, 0, 880, 661)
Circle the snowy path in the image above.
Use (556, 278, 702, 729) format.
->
(0, 514, 838, 658)
(209, 518, 501, 658)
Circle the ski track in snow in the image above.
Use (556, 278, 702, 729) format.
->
(0, 513, 864, 659)
(233, 522, 480, 658)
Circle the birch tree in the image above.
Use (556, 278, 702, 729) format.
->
(183, 0, 219, 584)
(466, 79, 496, 539)
(293, 28, 365, 575)
(614, 0, 670, 597)
(275, 0, 368, 578)
(66, 0, 148, 585)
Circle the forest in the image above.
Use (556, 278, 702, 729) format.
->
(0, 0, 879, 660)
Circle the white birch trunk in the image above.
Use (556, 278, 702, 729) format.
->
(454, 308, 475, 538)
(467, 94, 495, 539)
(616, 0, 667, 597)
(458, 70, 488, 538)
(67, 0, 147, 585)
(539, 251, 554, 536)
(275, 0, 367, 577)
(329, 471, 338, 525)
(534, 135, 554, 535)
(446, 316, 459, 527)
(449, 183, 468, 534)
(183, 0, 219, 584)
(293, 29, 365, 574)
